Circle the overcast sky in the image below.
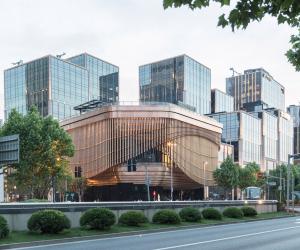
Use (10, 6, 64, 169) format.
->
(0, 0, 299, 120)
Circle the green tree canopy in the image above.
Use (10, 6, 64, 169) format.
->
(163, 0, 300, 71)
(238, 162, 260, 190)
(0, 107, 75, 199)
(213, 157, 240, 190)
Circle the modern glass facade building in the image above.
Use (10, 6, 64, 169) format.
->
(226, 68, 285, 111)
(67, 53, 119, 102)
(218, 143, 234, 166)
(252, 111, 278, 171)
(277, 110, 294, 164)
(287, 105, 300, 127)
(99, 72, 119, 103)
(211, 89, 234, 113)
(4, 53, 119, 120)
(139, 55, 211, 115)
(287, 105, 300, 155)
(260, 109, 293, 165)
(210, 111, 261, 166)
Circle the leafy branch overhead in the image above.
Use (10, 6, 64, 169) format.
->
(163, 0, 300, 71)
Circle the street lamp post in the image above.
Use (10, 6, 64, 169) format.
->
(52, 175, 55, 203)
(167, 142, 176, 201)
(145, 164, 150, 202)
(52, 157, 61, 203)
(203, 161, 208, 200)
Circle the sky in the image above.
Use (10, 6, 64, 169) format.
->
(0, 0, 299, 120)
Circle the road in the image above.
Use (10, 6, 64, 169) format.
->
(13, 217, 300, 250)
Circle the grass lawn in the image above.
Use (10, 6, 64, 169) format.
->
(0, 212, 294, 246)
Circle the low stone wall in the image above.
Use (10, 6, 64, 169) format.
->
(0, 200, 277, 231)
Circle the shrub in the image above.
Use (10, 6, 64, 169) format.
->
(223, 207, 244, 218)
(80, 208, 116, 230)
(179, 207, 201, 222)
(202, 208, 222, 220)
(241, 206, 257, 217)
(27, 210, 70, 234)
(152, 209, 181, 224)
(0, 216, 9, 238)
(119, 211, 148, 226)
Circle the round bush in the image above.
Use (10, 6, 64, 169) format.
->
(152, 209, 181, 224)
(241, 206, 257, 217)
(27, 210, 70, 234)
(80, 208, 116, 230)
(179, 207, 201, 222)
(202, 208, 222, 220)
(0, 216, 9, 238)
(119, 211, 148, 226)
(223, 207, 244, 218)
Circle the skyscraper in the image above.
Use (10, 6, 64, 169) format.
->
(251, 111, 278, 171)
(211, 89, 234, 113)
(226, 68, 285, 111)
(67, 53, 119, 102)
(4, 53, 119, 120)
(287, 105, 300, 155)
(210, 111, 261, 166)
(287, 105, 300, 127)
(139, 55, 211, 115)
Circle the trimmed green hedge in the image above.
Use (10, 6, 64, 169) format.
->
(202, 208, 222, 220)
(152, 209, 181, 224)
(223, 207, 244, 218)
(0, 216, 9, 238)
(119, 211, 148, 226)
(241, 206, 257, 217)
(27, 210, 70, 234)
(179, 207, 201, 222)
(80, 208, 116, 230)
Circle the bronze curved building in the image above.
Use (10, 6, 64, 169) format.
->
(61, 103, 222, 201)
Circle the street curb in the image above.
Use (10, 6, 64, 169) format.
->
(0, 215, 296, 249)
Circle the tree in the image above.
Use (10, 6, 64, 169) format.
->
(0, 107, 75, 199)
(213, 157, 240, 200)
(238, 162, 260, 191)
(238, 162, 261, 199)
(163, 0, 300, 71)
(72, 177, 87, 202)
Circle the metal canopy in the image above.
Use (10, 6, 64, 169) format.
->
(0, 135, 20, 165)
(73, 99, 106, 114)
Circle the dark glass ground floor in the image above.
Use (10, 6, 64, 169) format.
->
(83, 183, 204, 201)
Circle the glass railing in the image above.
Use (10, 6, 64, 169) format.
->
(62, 100, 220, 125)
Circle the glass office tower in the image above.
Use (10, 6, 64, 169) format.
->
(287, 105, 300, 155)
(211, 89, 233, 113)
(252, 111, 278, 171)
(139, 55, 211, 115)
(99, 72, 119, 103)
(277, 111, 294, 164)
(226, 68, 285, 111)
(287, 105, 300, 127)
(67, 53, 119, 101)
(210, 111, 261, 166)
(4, 53, 119, 120)
(263, 109, 294, 164)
